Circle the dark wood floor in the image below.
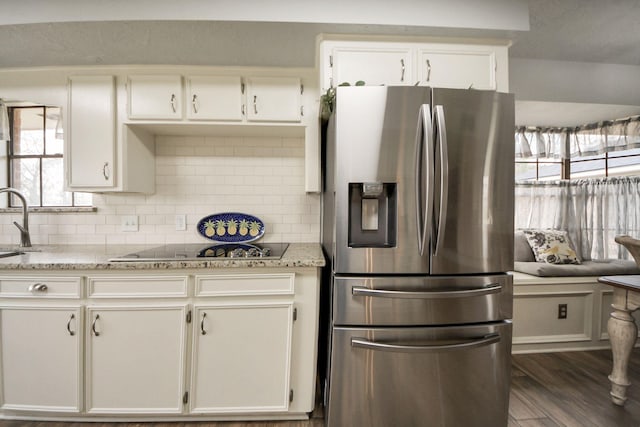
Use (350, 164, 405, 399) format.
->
(1, 349, 639, 427)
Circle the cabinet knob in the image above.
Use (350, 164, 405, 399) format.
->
(102, 162, 110, 180)
(66, 313, 76, 336)
(28, 283, 48, 293)
(170, 94, 177, 113)
(200, 312, 207, 335)
(92, 314, 101, 336)
(192, 94, 198, 114)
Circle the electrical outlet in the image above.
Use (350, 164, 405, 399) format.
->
(175, 214, 186, 231)
(121, 215, 139, 232)
(558, 303, 568, 319)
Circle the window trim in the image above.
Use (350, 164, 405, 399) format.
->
(7, 105, 91, 208)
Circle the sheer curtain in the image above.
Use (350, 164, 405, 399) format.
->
(515, 177, 640, 260)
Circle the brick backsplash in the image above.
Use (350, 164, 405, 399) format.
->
(0, 135, 320, 246)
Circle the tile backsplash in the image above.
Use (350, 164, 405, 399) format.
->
(0, 135, 321, 246)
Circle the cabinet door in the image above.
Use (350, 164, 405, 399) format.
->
(67, 75, 115, 188)
(245, 77, 301, 122)
(128, 75, 182, 119)
(86, 305, 187, 414)
(190, 302, 294, 413)
(0, 306, 82, 412)
(331, 46, 413, 87)
(418, 47, 496, 90)
(186, 76, 243, 121)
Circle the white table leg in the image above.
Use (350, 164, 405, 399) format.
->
(608, 291, 638, 406)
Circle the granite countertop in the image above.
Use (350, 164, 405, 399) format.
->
(0, 243, 325, 270)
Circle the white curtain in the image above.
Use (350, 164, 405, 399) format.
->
(515, 127, 566, 159)
(515, 177, 640, 261)
(517, 116, 640, 160)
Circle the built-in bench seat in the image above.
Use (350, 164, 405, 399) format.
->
(511, 231, 640, 353)
(514, 259, 640, 277)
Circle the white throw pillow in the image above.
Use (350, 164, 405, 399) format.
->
(522, 229, 581, 265)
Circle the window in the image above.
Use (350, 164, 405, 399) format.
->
(515, 123, 640, 181)
(7, 106, 91, 207)
(569, 148, 640, 179)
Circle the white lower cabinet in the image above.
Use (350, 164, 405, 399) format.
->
(0, 305, 82, 412)
(0, 268, 320, 421)
(190, 302, 294, 413)
(85, 305, 188, 414)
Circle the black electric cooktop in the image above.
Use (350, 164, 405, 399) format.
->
(109, 242, 289, 262)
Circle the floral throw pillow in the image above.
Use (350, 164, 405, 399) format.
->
(522, 229, 581, 265)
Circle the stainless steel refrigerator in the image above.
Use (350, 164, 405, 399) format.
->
(321, 86, 515, 427)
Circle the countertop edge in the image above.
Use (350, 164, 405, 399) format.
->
(0, 243, 326, 270)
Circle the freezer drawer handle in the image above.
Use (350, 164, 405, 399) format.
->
(351, 333, 500, 353)
(352, 283, 501, 299)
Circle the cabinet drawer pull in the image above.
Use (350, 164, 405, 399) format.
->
(28, 283, 48, 293)
(400, 58, 405, 82)
(92, 314, 101, 336)
(426, 59, 432, 82)
(200, 312, 207, 335)
(192, 94, 198, 114)
(102, 162, 109, 180)
(253, 95, 258, 115)
(170, 93, 177, 113)
(66, 313, 76, 336)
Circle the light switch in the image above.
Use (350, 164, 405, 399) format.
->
(121, 215, 139, 232)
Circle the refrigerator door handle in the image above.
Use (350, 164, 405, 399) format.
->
(351, 333, 501, 353)
(352, 283, 502, 299)
(414, 104, 434, 256)
(434, 104, 449, 256)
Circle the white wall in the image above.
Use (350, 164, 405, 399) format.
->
(0, 135, 320, 246)
(510, 58, 640, 106)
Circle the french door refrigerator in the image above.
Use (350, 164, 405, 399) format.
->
(321, 86, 515, 427)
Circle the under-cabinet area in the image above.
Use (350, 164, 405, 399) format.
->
(0, 268, 320, 422)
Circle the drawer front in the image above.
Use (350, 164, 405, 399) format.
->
(0, 276, 82, 298)
(327, 322, 512, 427)
(333, 274, 512, 326)
(87, 276, 188, 298)
(195, 274, 295, 297)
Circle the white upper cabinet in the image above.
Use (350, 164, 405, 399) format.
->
(331, 46, 413, 87)
(186, 76, 243, 121)
(128, 75, 183, 120)
(245, 77, 302, 122)
(320, 39, 509, 93)
(67, 75, 116, 188)
(418, 45, 497, 90)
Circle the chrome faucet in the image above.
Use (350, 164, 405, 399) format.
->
(0, 187, 31, 248)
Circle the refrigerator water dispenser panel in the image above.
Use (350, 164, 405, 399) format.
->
(348, 182, 397, 248)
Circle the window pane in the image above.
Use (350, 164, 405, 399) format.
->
(571, 159, 606, 178)
(11, 158, 40, 206)
(537, 162, 562, 180)
(609, 147, 640, 157)
(608, 155, 640, 177)
(45, 107, 64, 155)
(12, 108, 44, 155)
(515, 162, 537, 181)
(42, 158, 71, 206)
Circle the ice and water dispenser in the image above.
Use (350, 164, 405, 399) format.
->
(348, 182, 397, 248)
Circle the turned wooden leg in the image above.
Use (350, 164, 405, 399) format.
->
(608, 299, 638, 406)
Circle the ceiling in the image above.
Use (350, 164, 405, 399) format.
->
(0, 0, 638, 68)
